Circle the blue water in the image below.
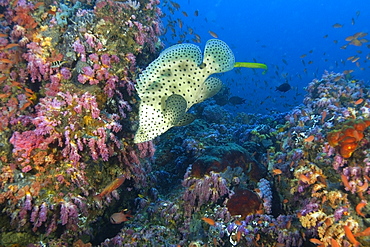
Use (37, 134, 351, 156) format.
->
(161, 0, 370, 114)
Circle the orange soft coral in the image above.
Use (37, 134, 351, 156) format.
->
(327, 119, 370, 158)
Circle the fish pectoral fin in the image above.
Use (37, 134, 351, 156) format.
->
(164, 94, 188, 126)
(175, 113, 195, 127)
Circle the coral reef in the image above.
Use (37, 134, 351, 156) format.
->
(0, 0, 161, 245)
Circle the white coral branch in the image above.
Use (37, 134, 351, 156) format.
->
(125, 0, 140, 10)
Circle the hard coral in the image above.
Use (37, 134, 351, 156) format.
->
(226, 189, 262, 218)
(327, 119, 370, 158)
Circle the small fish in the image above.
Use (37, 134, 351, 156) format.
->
(356, 201, 367, 217)
(343, 69, 354, 74)
(202, 217, 215, 226)
(170, 1, 180, 10)
(309, 238, 324, 245)
(94, 175, 125, 200)
(228, 96, 246, 105)
(332, 23, 343, 28)
(345, 35, 355, 41)
(354, 98, 364, 105)
(331, 238, 340, 247)
(351, 57, 360, 63)
(194, 10, 199, 16)
(110, 210, 133, 224)
(344, 225, 361, 247)
(272, 169, 282, 175)
(177, 19, 183, 29)
(282, 59, 288, 65)
(357, 180, 368, 192)
(3, 43, 19, 50)
(350, 39, 362, 46)
(50, 60, 66, 68)
(355, 227, 370, 237)
(347, 55, 356, 61)
(182, 11, 188, 17)
(208, 30, 218, 38)
(0, 58, 13, 64)
(304, 135, 315, 142)
(351, 17, 355, 25)
(276, 82, 291, 92)
(299, 174, 311, 184)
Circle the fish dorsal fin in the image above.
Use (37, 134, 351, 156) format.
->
(136, 43, 202, 95)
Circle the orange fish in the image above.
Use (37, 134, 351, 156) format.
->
(201, 217, 215, 226)
(272, 168, 282, 175)
(4, 43, 19, 50)
(354, 98, 364, 105)
(34, 1, 44, 8)
(94, 175, 125, 200)
(208, 30, 218, 38)
(110, 210, 133, 224)
(304, 135, 315, 142)
(309, 238, 324, 245)
(355, 227, 370, 237)
(299, 174, 311, 184)
(0, 93, 11, 98)
(236, 230, 241, 242)
(344, 225, 360, 247)
(356, 201, 367, 217)
(357, 180, 368, 193)
(321, 110, 327, 124)
(0, 58, 13, 64)
(341, 174, 350, 190)
(330, 238, 340, 247)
